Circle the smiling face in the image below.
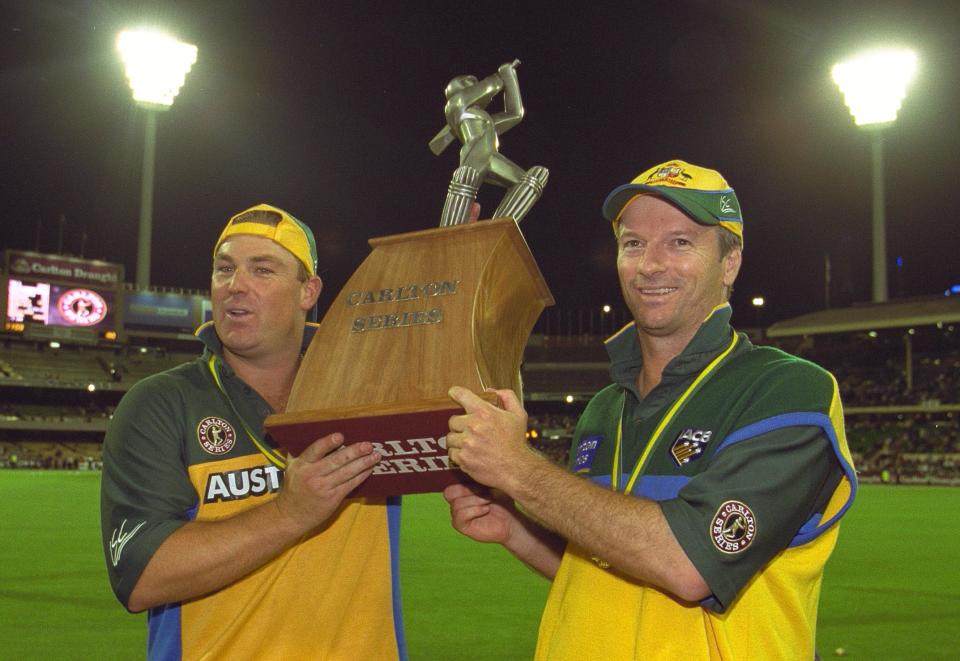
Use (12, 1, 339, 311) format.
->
(211, 234, 321, 363)
(616, 195, 741, 346)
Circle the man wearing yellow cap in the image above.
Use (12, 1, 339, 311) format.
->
(101, 204, 406, 659)
(444, 161, 856, 659)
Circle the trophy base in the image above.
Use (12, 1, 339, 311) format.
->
(265, 394, 498, 498)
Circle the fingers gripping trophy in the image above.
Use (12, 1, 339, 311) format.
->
(429, 60, 549, 226)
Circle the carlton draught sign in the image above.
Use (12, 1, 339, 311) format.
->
(6, 250, 123, 287)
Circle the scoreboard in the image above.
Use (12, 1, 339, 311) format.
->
(3, 249, 209, 340)
(6, 279, 117, 330)
(3, 249, 123, 341)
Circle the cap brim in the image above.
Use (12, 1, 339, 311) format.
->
(602, 184, 719, 228)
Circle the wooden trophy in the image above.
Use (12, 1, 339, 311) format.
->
(264, 219, 553, 497)
(264, 59, 552, 497)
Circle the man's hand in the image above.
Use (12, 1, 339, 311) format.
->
(444, 481, 566, 579)
(275, 433, 380, 534)
(443, 483, 516, 545)
(467, 201, 481, 223)
(446, 386, 534, 493)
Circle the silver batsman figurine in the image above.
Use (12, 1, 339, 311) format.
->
(430, 60, 549, 227)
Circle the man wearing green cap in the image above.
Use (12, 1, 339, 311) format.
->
(444, 160, 857, 659)
(101, 204, 406, 659)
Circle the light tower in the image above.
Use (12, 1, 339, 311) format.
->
(117, 29, 198, 290)
(832, 48, 917, 303)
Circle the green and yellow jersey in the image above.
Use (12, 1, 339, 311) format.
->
(536, 305, 856, 660)
(101, 324, 405, 660)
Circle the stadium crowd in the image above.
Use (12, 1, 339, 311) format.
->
(785, 326, 960, 406)
(2, 322, 958, 484)
(0, 439, 102, 470)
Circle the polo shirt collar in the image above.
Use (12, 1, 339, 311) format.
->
(195, 321, 318, 366)
(605, 304, 736, 397)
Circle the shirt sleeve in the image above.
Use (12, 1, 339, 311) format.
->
(100, 372, 199, 609)
(659, 425, 843, 612)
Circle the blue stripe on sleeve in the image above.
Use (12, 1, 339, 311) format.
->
(716, 412, 858, 546)
(591, 474, 690, 500)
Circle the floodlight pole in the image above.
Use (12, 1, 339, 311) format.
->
(831, 47, 916, 305)
(117, 28, 197, 291)
(136, 109, 159, 290)
(870, 129, 888, 303)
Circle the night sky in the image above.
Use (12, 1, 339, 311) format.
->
(3, 0, 959, 326)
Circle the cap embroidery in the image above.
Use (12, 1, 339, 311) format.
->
(719, 194, 737, 215)
(645, 164, 692, 186)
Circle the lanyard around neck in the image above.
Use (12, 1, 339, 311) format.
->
(206, 353, 287, 470)
(611, 329, 740, 495)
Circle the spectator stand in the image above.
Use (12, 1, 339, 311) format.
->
(768, 296, 960, 485)
(5, 294, 960, 484)
(0, 332, 200, 468)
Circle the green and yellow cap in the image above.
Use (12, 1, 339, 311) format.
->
(213, 203, 318, 276)
(602, 159, 743, 241)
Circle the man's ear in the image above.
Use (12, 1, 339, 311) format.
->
(300, 276, 322, 311)
(722, 248, 742, 290)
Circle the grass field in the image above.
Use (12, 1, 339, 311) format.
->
(0, 472, 957, 659)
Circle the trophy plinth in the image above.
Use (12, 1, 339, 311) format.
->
(264, 217, 553, 497)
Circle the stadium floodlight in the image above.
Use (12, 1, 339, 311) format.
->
(751, 296, 765, 308)
(117, 29, 198, 290)
(832, 48, 917, 303)
(117, 29, 198, 109)
(831, 49, 917, 127)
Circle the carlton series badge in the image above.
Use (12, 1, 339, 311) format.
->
(197, 416, 236, 455)
(711, 500, 756, 554)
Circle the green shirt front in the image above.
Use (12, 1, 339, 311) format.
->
(536, 305, 857, 659)
(100, 323, 405, 660)
(568, 304, 851, 610)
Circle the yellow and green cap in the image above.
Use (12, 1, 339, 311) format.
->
(602, 159, 743, 241)
(213, 203, 318, 276)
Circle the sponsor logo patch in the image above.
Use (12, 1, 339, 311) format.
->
(670, 428, 712, 467)
(573, 435, 602, 473)
(197, 416, 236, 455)
(204, 465, 283, 503)
(710, 500, 757, 554)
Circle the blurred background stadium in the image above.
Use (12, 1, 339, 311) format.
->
(1, 247, 959, 659)
(3, 246, 958, 484)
